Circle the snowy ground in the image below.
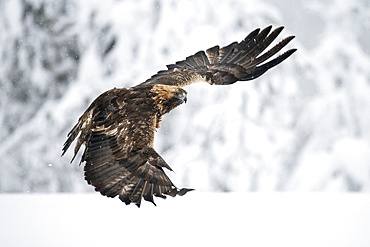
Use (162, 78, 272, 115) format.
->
(1, 192, 370, 247)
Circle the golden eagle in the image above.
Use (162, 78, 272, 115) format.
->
(62, 26, 296, 207)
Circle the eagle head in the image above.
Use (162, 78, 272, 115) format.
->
(151, 84, 188, 114)
(172, 87, 188, 104)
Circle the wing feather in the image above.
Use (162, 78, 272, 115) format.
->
(142, 26, 296, 86)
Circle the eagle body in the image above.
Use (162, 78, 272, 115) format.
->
(63, 84, 188, 206)
(62, 26, 296, 207)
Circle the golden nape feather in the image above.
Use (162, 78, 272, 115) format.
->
(62, 26, 296, 207)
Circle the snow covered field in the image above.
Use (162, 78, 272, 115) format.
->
(1, 192, 370, 247)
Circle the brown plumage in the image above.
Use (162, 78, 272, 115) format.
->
(62, 26, 296, 207)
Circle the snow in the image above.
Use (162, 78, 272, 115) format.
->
(1, 1, 369, 244)
(1, 0, 370, 193)
(1, 193, 370, 247)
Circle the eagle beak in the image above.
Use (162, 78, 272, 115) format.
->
(183, 94, 187, 104)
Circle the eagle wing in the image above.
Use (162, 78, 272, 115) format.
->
(62, 87, 192, 207)
(142, 26, 296, 86)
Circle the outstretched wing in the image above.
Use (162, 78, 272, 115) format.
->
(142, 26, 296, 86)
(62, 87, 192, 207)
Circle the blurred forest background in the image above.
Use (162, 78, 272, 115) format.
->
(1, 0, 370, 193)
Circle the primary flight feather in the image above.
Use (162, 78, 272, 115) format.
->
(62, 26, 296, 207)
